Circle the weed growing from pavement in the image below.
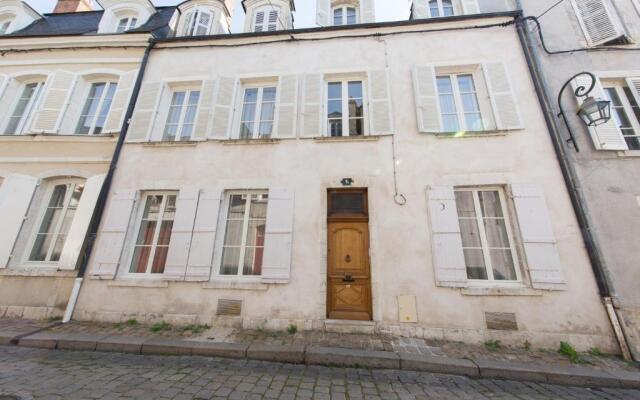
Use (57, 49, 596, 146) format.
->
(126, 319, 139, 326)
(484, 340, 502, 352)
(287, 324, 298, 335)
(150, 321, 172, 333)
(559, 341, 587, 364)
(182, 324, 210, 335)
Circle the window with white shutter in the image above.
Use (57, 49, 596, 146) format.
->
(3, 80, 45, 135)
(103, 70, 138, 133)
(332, 6, 358, 25)
(302, 74, 323, 137)
(276, 75, 298, 138)
(186, 188, 221, 281)
(316, 0, 331, 26)
(76, 82, 118, 135)
(238, 84, 277, 139)
(570, 0, 627, 46)
(162, 88, 201, 141)
(253, 6, 278, 32)
(367, 70, 393, 135)
(211, 77, 238, 139)
(127, 81, 163, 142)
(182, 8, 214, 36)
(0, 174, 39, 268)
(163, 189, 199, 280)
(326, 78, 366, 136)
(601, 79, 640, 150)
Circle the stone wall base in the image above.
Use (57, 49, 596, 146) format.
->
(0, 305, 64, 320)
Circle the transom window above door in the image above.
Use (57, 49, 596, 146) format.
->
(4, 81, 45, 135)
(327, 80, 365, 137)
(76, 82, 118, 135)
(454, 187, 520, 282)
(429, 0, 455, 17)
(437, 73, 483, 132)
(182, 8, 214, 36)
(603, 83, 640, 150)
(116, 16, 138, 33)
(333, 6, 357, 25)
(253, 7, 278, 32)
(240, 85, 277, 139)
(163, 89, 200, 141)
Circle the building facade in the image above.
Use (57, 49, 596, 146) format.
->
(520, 0, 640, 359)
(63, 0, 621, 351)
(0, 0, 174, 319)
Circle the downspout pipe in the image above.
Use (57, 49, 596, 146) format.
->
(513, 11, 633, 360)
(63, 40, 156, 323)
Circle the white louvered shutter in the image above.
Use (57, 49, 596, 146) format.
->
(511, 184, 566, 290)
(412, 0, 429, 19)
(211, 77, 237, 139)
(0, 174, 38, 268)
(302, 74, 323, 137)
(634, 0, 640, 14)
(103, 70, 138, 133)
(127, 81, 162, 142)
(32, 70, 76, 133)
(193, 80, 215, 140)
(412, 65, 441, 133)
(483, 62, 522, 130)
(58, 174, 105, 270)
(262, 188, 294, 283)
(163, 188, 199, 280)
(426, 186, 467, 287)
(361, 0, 376, 23)
(58, 78, 87, 134)
(571, 76, 627, 150)
(0, 77, 20, 132)
(276, 75, 298, 138)
(0, 74, 7, 100)
(461, 0, 480, 14)
(368, 69, 393, 135)
(571, 0, 625, 46)
(182, 11, 194, 36)
(316, 0, 330, 26)
(90, 191, 136, 279)
(254, 10, 265, 31)
(625, 77, 640, 110)
(196, 10, 212, 35)
(267, 10, 278, 31)
(186, 188, 221, 281)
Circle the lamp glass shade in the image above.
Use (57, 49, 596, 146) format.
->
(578, 96, 611, 127)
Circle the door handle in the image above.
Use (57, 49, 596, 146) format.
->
(342, 274, 355, 282)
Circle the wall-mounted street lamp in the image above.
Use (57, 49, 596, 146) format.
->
(557, 71, 612, 152)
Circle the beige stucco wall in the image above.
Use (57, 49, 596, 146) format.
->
(74, 18, 617, 351)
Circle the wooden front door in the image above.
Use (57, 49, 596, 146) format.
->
(327, 189, 372, 321)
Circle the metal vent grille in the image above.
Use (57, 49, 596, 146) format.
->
(485, 312, 518, 331)
(217, 299, 242, 316)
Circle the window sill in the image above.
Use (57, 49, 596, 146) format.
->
(0, 267, 76, 278)
(142, 140, 199, 147)
(311, 135, 383, 143)
(203, 279, 269, 291)
(434, 130, 515, 138)
(617, 150, 640, 158)
(219, 138, 281, 145)
(460, 286, 543, 297)
(106, 279, 169, 288)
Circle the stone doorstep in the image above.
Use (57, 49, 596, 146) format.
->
(305, 346, 400, 369)
(399, 353, 479, 378)
(247, 344, 305, 364)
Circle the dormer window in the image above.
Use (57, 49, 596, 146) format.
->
(116, 16, 138, 33)
(182, 8, 214, 36)
(333, 5, 357, 25)
(253, 6, 278, 32)
(428, 0, 455, 17)
(0, 19, 12, 34)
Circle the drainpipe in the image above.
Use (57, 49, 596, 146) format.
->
(63, 40, 156, 323)
(513, 10, 633, 360)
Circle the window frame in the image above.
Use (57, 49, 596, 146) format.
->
(602, 81, 640, 150)
(324, 76, 368, 137)
(332, 5, 358, 25)
(216, 190, 269, 279)
(253, 6, 279, 32)
(4, 80, 46, 136)
(436, 72, 485, 132)
(428, 0, 457, 17)
(115, 16, 138, 33)
(182, 8, 214, 36)
(237, 83, 278, 139)
(454, 186, 522, 285)
(124, 191, 178, 278)
(0, 18, 13, 35)
(75, 80, 118, 135)
(22, 178, 85, 267)
(162, 87, 201, 142)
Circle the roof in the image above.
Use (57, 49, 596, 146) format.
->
(4, 6, 176, 38)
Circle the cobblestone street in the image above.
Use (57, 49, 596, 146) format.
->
(0, 346, 639, 400)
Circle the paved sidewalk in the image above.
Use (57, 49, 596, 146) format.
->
(1, 345, 640, 400)
(1, 318, 639, 390)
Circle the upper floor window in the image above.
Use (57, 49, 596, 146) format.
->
(603, 83, 640, 150)
(454, 187, 520, 282)
(29, 181, 85, 263)
(163, 89, 200, 141)
(254, 7, 278, 32)
(333, 6, 357, 25)
(4, 81, 45, 135)
(129, 192, 176, 275)
(76, 82, 118, 135)
(436, 73, 483, 132)
(429, 0, 454, 17)
(182, 9, 213, 36)
(240, 85, 277, 139)
(327, 80, 365, 136)
(116, 16, 138, 33)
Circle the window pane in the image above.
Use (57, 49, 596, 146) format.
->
(262, 87, 277, 102)
(348, 81, 362, 99)
(249, 194, 268, 218)
(157, 220, 173, 246)
(328, 100, 342, 118)
(349, 98, 363, 118)
(243, 247, 262, 276)
(459, 219, 482, 247)
(442, 115, 460, 132)
(328, 82, 342, 99)
(223, 220, 244, 247)
(244, 88, 258, 103)
(490, 249, 517, 281)
(479, 191, 503, 218)
(333, 8, 343, 25)
(258, 122, 273, 137)
(464, 249, 487, 280)
(130, 246, 151, 273)
(484, 219, 510, 248)
(151, 246, 168, 274)
(346, 7, 356, 24)
(465, 114, 483, 131)
(228, 194, 247, 219)
(135, 220, 157, 245)
(50, 234, 66, 262)
(5, 83, 38, 135)
(143, 195, 163, 220)
(329, 192, 365, 215)
(329, 120, 342, 137)
(220, 247, 240, 275)
(429, 0, 440, 17)
(625, 136, 640, 150)
(245, 220, 266, 247)
(349, 118, 363, 136)
(29, 234, 51, 262)
(455, 191, 476, 218)
(260, 102, 275, 123)
(439, 94, 456, 114)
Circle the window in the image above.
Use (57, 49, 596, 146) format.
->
(4, 81, 45, 135)
(29, 181, 84, 263)
(436, 74, 483, 132)
(76, 82, 117, 135)
(254, 8, 278, 32)
(116, 16, 138, 33)
(429, 0, 455, 17)
(129, 193, 176, 275)
(220, 191, 268, 277)
(454, 188, 519, 282)
(327, 80, 365, 137)
(182, 9, 213, 36)
(240, 86, 276, 139)
(163, 89, 200, 141)
(603, 84, 640, 150)
(333, 6, 357, 25)
(0, 19, 12, 34)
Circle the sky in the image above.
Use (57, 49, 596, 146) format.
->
(28, 0, 411, 32)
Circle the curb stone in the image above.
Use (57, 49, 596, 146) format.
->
(247, 344, 305, 364)
(96, 335, 147, 354)
(306, 346, 400, 369)
(141, 338, 192, 356)
(190, 341, 248, 359)
(399, 353, 479, 377)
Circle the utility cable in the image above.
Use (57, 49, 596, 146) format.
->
(536, 0, 566, 19)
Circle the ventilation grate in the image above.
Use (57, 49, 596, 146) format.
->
(216, 299, 242, 316)
(485, 312, 518, 331)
